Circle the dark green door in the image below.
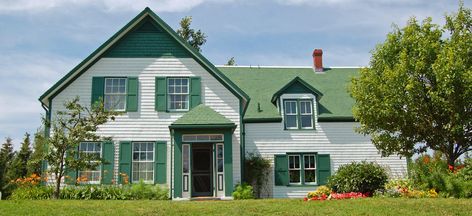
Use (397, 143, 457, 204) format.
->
(191, 144, 213, 197)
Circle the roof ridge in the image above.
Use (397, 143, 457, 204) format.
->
(216, 65, 363, 69)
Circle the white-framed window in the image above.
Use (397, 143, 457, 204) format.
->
(283, 99, 314, 130)
(167, 78, 189, 111)
(132, 142, 154, 183)
(300, 100, 313, 129)
(78, 142, 101, 184)
(284, 100, 298, 129)
(288, 155, 301, 184)
(303, 154, 316, 184)
(182, 134, 224, 143)
(104, 78, 127, 111)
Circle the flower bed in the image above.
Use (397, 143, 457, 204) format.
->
(304, 186, 369, 201)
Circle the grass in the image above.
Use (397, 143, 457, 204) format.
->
(0, 198, 471, 215)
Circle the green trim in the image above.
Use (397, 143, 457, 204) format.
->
(271, 76, 323, 104)
(318, 116, 356, 122)
(223, 130, 233, 196)
(243, 117, 282, 123)
(169, 124, 236, 129)
(39, 7, 249, 113)
(173, 130, 183, 198)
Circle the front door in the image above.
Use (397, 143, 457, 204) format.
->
(191, 144, 213, 197)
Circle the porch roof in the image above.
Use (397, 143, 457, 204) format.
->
(170, 104, 235, 129)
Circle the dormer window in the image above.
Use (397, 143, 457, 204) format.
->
(283, 99, 314, 130)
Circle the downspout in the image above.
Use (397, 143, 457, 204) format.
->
(170, 129, 174, 199)
(40, 101, 50, 184)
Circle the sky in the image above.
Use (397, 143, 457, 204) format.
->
(0, 0, 470, 149)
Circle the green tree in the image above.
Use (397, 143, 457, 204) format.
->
(176, 16, 207, 52)
(6, 133, 32, 180)
(27, 131, 46, 175)
(0, 137, 15, 194)
(225, 57, 236, 66)
(45, 97, 118, 198)
(350, 4, 472, 167)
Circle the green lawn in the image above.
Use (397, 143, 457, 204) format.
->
(0, 198, 470, 215)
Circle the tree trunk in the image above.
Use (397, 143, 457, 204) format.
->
(54, 175, 61, 199)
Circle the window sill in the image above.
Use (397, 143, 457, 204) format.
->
(286, 184, 319, 187)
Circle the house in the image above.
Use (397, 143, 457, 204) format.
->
(39, 7, 407, 199)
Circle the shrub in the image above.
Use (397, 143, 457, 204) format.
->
(409, 155, 472, 198)
(232, 183, 254, 200)
(244, 152, 270, 198)
(327, 161, 388, 194)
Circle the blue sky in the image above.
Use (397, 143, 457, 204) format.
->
(0, 0, 469, 149)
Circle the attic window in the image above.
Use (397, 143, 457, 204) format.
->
(283, 99, 314, 130)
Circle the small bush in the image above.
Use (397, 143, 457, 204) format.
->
(232, 183, 254, 200)
(327, 161, 388, 194)
(9, 186, 53, 200)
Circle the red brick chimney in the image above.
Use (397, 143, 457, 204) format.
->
(313, 49, 323, 72)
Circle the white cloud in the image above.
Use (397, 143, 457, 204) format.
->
(0, 0, 234, 13)
(0, 52, 78, 148)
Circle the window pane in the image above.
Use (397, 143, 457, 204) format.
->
(289, 170, 300, 183)
(218, 159, 223, 172)
(305, 170, 316, 183)
(286, 115, 297, 128)
(301, 115, 313, 128)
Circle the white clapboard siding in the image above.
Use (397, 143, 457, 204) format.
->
(50, 58, 241, 192)
(245, 122, 407, 198)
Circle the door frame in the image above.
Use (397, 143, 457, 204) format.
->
(191, 143, 213, 197)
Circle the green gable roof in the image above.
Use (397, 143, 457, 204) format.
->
(217, 67, 359, 122)
(271, 76, 323, 104)
(39, 7, 249, 109)
(170, 104, 235, 129)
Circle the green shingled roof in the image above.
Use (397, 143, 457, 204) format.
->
(217, 67, 359, 122)
(171, 104, 235, 127)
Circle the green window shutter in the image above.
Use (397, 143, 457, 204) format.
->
(317, 154, 331, 185)
(155, 77, 167, 111)
(274, 154, 289, 186)
(101, 141, 114, 184)
(65, 147, 78, 185)
(190, 77, 201, 109)
(91, 77, 105, 108)
(126, 77, 139, 112)
(154, 141, 167, 184)
(119, 141, 132, 184)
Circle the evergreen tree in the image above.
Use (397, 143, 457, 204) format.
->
(28, 131, 46, 175)
(7, 133, 32, 179)
(0, 137, 15, 193)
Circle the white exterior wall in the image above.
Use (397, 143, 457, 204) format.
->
(245, 121, 408, 198)
(50, 58, 241, 193)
